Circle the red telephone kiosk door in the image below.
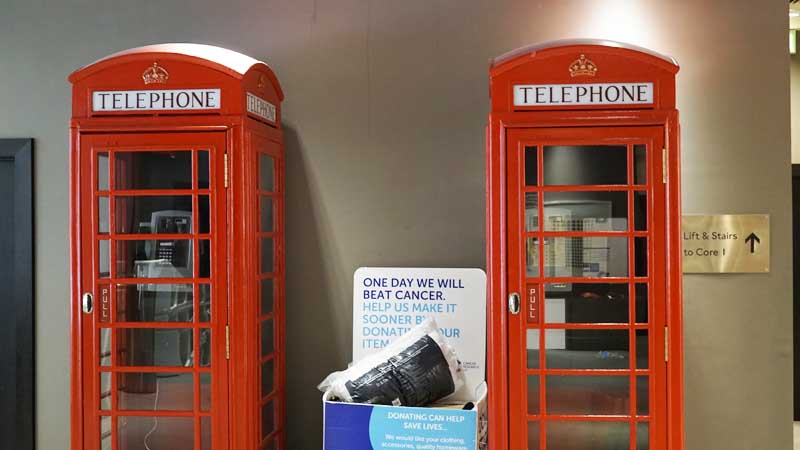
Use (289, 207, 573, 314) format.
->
(487, 41, 684, 450)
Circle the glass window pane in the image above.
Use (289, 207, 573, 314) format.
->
(262, 400, 276, 439)
(199, 240, 211, 278)
(99, 328, 111, 366)
(201, 416, 212, 450)
(635, 284, 648, 323)
(200, 329, 211, 367)
(634, 191, 647, 231)
(547, 375, 630, 415)
(634, 144, 647, 185)
(114, 151, 192, 190)
(115, 196, 192, 234)
(525, 193, 538, 231)
(527, 375, 539, 414)
(100, 372, 111, 410)
(527, 329, 540, 369)
(201, 372, 211, 411)
(544, 237, 628, 278)
(115, 284, 193, 322)
(261, 278, 274, 315)
(261, 196, 274, 232)
(98, 197, 109, 234)
(543, 145, 627, 186)
(260, 154, 275, 192)
(544, 191, 628, 231)
(525, 146, 538, 186)
(100, 416, 112, 450)
(526, 238, 539, 277)
(528, 422, 540, 450)
(262, 320, 274, 357)
(197, 150, 209, 189)
(637, 422, 650, 450)
(116, 328, 193, 367)
(544, 283, 629, 324)
(199, 284, 211, 322)
(546, 329, 629, 369)
(99, 240, 110, 278)
(199, 195, 210, 234)
(115, 240, 193, 278)
(118, 416, 193, 450)
(97, 152, 109, 191)
(637, 376, 649, 415)
(546, 421, 630, 449)
(262, 359, 275, 397)
(261, 238, 274, 274)
(635, 237, 648, 277)
(636, 330, 649, 369)
(118, 372, 193, 410)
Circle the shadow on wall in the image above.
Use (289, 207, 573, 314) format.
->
(283, 124, 344, 449)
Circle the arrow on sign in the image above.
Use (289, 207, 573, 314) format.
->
(745, 232, 761, 253)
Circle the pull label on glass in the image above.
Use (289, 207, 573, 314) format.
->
(526, 284, 539, 324)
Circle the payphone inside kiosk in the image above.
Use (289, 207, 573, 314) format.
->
(69, 44, 285, 450)
(486, 40, 684, 450)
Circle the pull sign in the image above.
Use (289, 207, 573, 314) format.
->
(526, 284, 539, 324)
(513, 82, 653, 107)
(92, 89, 221, 112)
(246, 92, 276, 124)
(99, 284, 111, 323)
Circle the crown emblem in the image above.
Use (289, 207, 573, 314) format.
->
(569, 54, 597, 77)
(142, 62, 169, 85)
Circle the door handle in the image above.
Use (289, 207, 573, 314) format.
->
(508, 292, 521, 314)
(82, 292, 93, 314)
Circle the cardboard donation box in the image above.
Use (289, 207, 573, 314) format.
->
(323, 268, 488, 450)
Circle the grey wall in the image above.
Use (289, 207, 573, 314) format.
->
(0, 1, 791, 449)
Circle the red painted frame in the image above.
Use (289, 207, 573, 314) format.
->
(69, 44, 285, 450)
(486, 40, 683, 450)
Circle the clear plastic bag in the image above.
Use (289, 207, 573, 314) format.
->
(318, 317, 464, 406)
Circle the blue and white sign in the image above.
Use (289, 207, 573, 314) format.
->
(353, 268, 486, 401)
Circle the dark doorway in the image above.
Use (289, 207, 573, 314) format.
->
(0, 139, 34, 450)
(794, 165, 800, 420)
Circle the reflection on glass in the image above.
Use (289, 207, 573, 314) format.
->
(262, 359, 274, 397)
(527, 375, 540, 414)
(100, 328, 111, 366)
(118, 372, 193, 410)
(115, 284, 193, 322)
(261, 238, 274, 274)
(201, 416, 212, 450)
(99, 240, 110, 278)
(199, 284, 211, 322)
(636, 330, 649, 369)
(260, 154, 275, 192)
(546, 329, 630, 369)
(199, 196, 210, 234)
(118, 416, 193, 450)
(116, 240, 193, 278)
(116, 328, 193, 367)
(262, 401, 275, 439)
(261, 196, 274, 232)
(200, 329, 211, 367)
(198, 150, 209, 189)
(114, 151, 192, 190)
(100, 416, 112, 450)
(544, 191, 628, 231)
(635, 284, 648, 323)
(544, 237, 628, 278)
(525, 193, 538, 231)
(528, 422, 540, 450)
(634, 144, 647, 185)
(546, 421, 630, 449)
(543, 145, 627, 186)
(637, 422, 649, 450)
(526, 329, 544, 369)
(526, 238, 539, 277)
(544, 283, 629, 324)
(525, 146, 538, 186)
(261, 278, 274, 315)
(115, 196, 192, 234)
(98, 197, 109, 234)
(98, 153, 109, 191)
(547, 376, 630, 415)
(100, 372, 111, 410)
(637, 376, 649, 415)
(635, 238, 648, 277)
(262, 320, 274, 356)
(201, 372, 211, 410)
(634, 191, 647, 231)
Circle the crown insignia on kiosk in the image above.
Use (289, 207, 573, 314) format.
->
(142, 62, 169, 85)
(569, 54, 597, 77)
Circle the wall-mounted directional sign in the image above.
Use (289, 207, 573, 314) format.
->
(682, 214, 770, 273)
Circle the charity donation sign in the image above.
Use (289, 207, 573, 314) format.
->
(682, 214, 770, 273)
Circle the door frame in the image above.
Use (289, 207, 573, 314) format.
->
(0, 138, 34, 450)
(485, 110, 684, 450)
(72, 130, 230, 450)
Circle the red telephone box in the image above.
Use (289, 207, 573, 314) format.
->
(486, 40, 683, 450)
(68, 44, 285, 450)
